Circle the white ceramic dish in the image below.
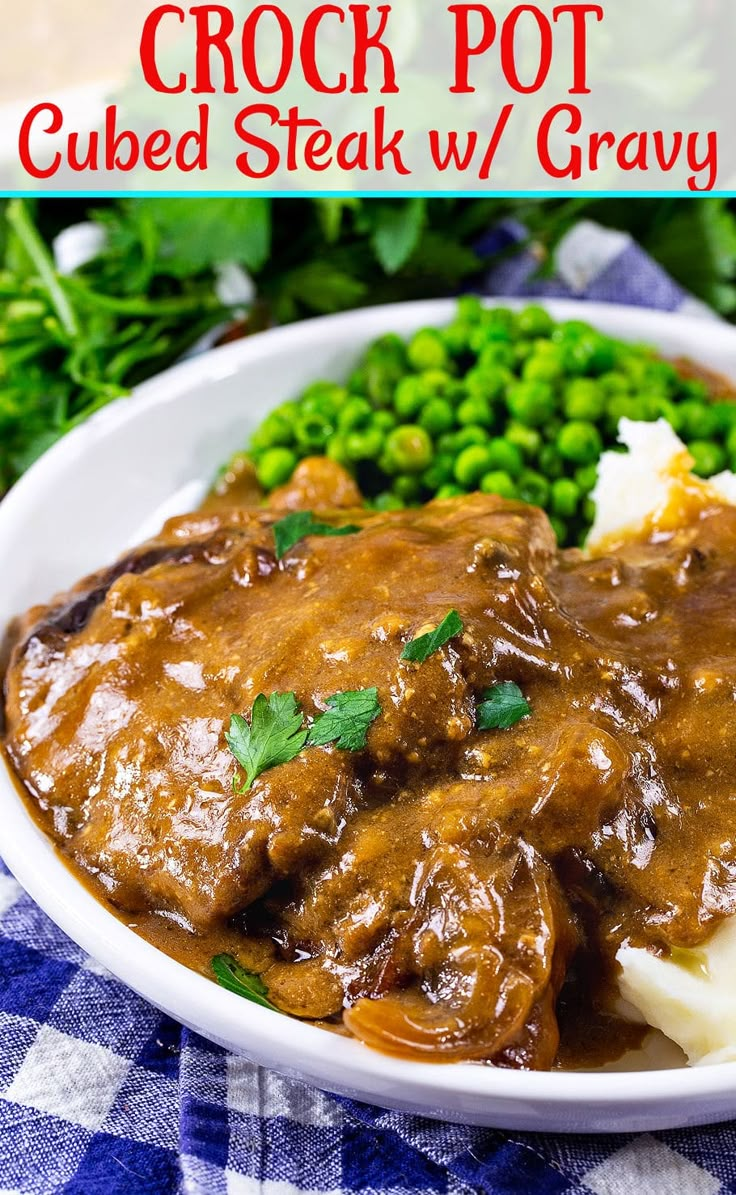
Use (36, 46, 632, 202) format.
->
(2, 297, 736, 1134)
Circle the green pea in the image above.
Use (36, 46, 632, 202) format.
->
(517, 469, 550, 507)
(678, 400, 720, 441)
(373, 492, 405, 511)
(394, 375, 430, 419)
(598, 370, 630, 397)
(345, 428, 384, 461)
(477, 343, 516, 371)
(393, 474, 423, 502)
(445, 379, 469, 405)
(549, 515, 568, 543)
(483, 322, 514, 345)
(582, 497, 597, 524)
(480, 470, 517, 499)
(533, 337, 564, 356)
(326, 435, 352, 468)
(606, 394, 645, 434)
(557, 420, 603, 465)
(442, 320, 471, 357)
(506, 381, 557, 427)
(553, 319, 595, 342)
(516, 304, 554, 339)
(574, 464, 598, 495)
(485, 306, 516, 333)
(688, 439, 726, 478)
(680, 378, 710, 403)
(273, 399, 300, 421)
(421, 369, 456, 397)
(469, 324, 511, 355)
(338, 396, 373, 432)
(457, 397, 493, 427)
(538, 443, 565, 479)
(256, 447, 297, 490)
(726, 424, 736, 461)
(620, 355, 650, 388)
(422, 453, 455, 490)
(360, 339, 407, 406)
(300, 381, 347, 416)
(436, 483, 465, 499)
(454, 444, 491, 487)
(505, 421, 542, 460)
(522, 347, 565, 384)
(370, 332, 406, 356)
(295, 412, 333, 450)
(563, 333, 615, 376)
(563, 378, 605, 422)
(512, 341, 534, 367)
(373, 410, 397, 432)
(419, 398, 455, 436)
(635, 394, 662, 422)
(643, 360, 678, 395)
(385, 425, 433, 474)
(456, 295, 484, 323)
(551, 477, 581, 518)
(250, 412, 295, 452)
(485, 437, 524, 478)
(436, 431, 458, 455)
(652, 397, 684, 432)
(454, 425, 490, 450)
(712, 402, 736, 432)
(466, 365, 512, 400)
(407, 328, 449, 372)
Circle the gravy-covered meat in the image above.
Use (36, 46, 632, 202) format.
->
(6, 463, 736, 1068)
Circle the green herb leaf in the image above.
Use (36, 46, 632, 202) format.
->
(476, 682, 531, 731)
(307, 688, 382, 751)
(268, 261, 368, 322)
(313, 197, 360, 244)
(134, 197, 273, 275)
(212, 954, 279, 1011)
(225, 693, 308, 791)
(273, 511, 360, 559)
(371, 198, 427, 275)
(401, 610, 464, 663)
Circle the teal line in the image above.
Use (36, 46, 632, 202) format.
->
(2, 189, 735, 199)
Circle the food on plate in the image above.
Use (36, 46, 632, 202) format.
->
(5, 412, 736, 1071)
(590, 420, 736, 1066)
(241, 299, 736, 546)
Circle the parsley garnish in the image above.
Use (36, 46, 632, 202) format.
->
(307, 687, 382, 751)
(225, 692, 308, 791)
(476, 682, 530, 730)
(272, 511, 360, 559)
(400, 610, 464, 663)
(212, 954, 279, 1011)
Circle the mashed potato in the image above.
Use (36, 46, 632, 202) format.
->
(589, 417, 736, 550)
(591, 418, 736, 1067)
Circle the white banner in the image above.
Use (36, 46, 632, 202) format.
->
(1, 0, 732, 192)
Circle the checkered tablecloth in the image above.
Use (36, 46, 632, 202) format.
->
(2, 221, 735, 1195)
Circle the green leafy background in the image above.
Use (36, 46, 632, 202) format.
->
(1, 196, 735, 497)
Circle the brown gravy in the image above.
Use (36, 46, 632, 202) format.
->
(5, 458, 736, 1069)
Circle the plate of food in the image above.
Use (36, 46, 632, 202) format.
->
(2, 296, 736, 1134)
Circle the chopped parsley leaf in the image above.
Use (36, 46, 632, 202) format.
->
(212, 954, 279, 1011)
(400, 609, 464, 664)
(307, 687, 382, 751)
(476, 682, 530, 731)
(273, 510, 360, 559)
(225, 692, 308, 791)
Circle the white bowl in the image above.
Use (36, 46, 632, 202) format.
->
(3, 298, 736, 1134)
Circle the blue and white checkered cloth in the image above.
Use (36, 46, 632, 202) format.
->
(2, 220, 733, 1195)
